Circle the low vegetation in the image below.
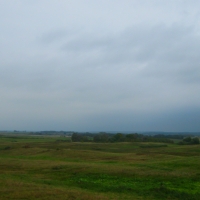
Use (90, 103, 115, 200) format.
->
(0, 134, 200, 199)
(71, 132, 176, 143)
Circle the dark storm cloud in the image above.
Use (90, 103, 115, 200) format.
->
(78, 106, 200, 132)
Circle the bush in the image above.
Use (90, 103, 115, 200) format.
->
(179, 137, 200, 145)
(4, 146, 11, 150)
(183, 137, 192, 143)
(191, 137, 200, 144)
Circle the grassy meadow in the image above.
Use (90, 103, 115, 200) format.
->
(0, 135, 200, 199)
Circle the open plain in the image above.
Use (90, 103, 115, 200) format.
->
(0, 135, 200, 200)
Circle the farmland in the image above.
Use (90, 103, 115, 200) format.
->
(0, 134, 200, 199)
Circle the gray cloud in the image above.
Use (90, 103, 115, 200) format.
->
(0, 0, 200, 131)
(39, 29, 70, 45)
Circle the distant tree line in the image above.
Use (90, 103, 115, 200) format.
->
(27, 131, 73, 136)
(71, 132, 175, 143)
(178, 136, 200, 145)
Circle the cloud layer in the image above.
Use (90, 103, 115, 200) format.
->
(0, 0, 200, 131)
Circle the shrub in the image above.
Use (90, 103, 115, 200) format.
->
(191, 137, 200, 144)
(4, 146, 11, 150)
(183, 137, 192, 143)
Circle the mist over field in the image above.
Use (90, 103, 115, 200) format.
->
(0, 0, 200, 131)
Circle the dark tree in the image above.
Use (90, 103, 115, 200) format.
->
(94, 133, 109, 143)
(71, 133, 81, 142)
(191, 137, 200, 144)
(183, 137, 192, 143)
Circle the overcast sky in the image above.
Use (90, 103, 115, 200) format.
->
(1, 0, 200, 132)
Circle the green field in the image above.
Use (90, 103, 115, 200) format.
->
(0, 135, 200, 199)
